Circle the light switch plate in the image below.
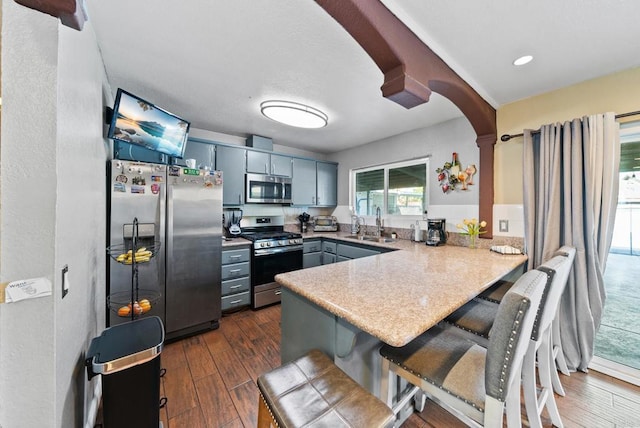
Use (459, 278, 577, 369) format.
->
(499, 220, 509, 232)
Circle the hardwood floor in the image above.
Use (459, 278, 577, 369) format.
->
(158, 305, 640, 428)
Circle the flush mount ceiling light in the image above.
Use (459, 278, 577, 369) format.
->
(513, 55, 534, 66)
(260, 100, 328, 129)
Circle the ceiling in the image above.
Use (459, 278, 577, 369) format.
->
(86, 0, 640, 154)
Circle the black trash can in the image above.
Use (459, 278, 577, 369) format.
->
(86, 316, 165, 428)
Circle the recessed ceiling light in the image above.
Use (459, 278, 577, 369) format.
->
(261, 100, 328, 129)
(513, 55, 533, 66)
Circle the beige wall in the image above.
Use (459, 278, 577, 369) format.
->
(495, 67, 640, 204)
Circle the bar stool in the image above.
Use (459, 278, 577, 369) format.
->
(442, 247, 576, 427)
(380, 269, 547, 427)
(257, 349, 395, 428)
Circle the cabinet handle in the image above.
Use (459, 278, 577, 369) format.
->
(272, 163, 275, 174)
(229, 255, 241, 260)
(274, 290, 282, 296)
(238, 193, 242, 204)
(230, 284, 242, 289)
(265, 163, 268, 174)
(312, 196, 315, 204)
(229, 269, 241, 275)
(230, 299, 243, 304)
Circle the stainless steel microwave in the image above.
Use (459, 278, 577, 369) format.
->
(246, 173, 292, 204)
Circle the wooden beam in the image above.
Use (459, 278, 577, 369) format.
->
(14, 0, 86, 30)
(315, 0, 496, 237)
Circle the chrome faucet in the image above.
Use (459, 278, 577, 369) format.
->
(375, 207, 383, 237)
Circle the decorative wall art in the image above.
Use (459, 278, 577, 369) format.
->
(435, 152, 477, 193)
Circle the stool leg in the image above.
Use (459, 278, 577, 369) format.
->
(380, 357, 393, 407)
(539, 330, 563, 428)
(552, 316, 570, 376)
(523, 340, 542, 428)
(257, 394, 274, 428)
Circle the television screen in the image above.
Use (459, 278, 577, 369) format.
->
(108, 89, 190, 159)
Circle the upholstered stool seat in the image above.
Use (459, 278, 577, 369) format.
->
(380, 269, 548, 427)
(257, 349, 394, 428)
(477, 279, 514, 304)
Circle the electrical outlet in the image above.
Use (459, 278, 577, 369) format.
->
(62, 265, 69, 298)
(499, 220, 509, 233)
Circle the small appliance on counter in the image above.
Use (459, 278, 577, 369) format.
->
(426, 218, 447, 246)
(312, 215, 338, 232)
(297, 212, 311, 233)
(223, 208, 243, 237)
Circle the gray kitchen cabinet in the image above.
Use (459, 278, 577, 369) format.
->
(271, 154, 292, 177)
(336, 242, 381, 260)
(323, 253, 336, 264)
(216, 145, 246, 205)
(303, 239, 322, 268)
(221, 247, 251, 311)
(292, 159, 337, 206)
(316, 161, 337, 207)
(174, 139, 215, 169)
(322, 241, 337, 265)
(247, 151, 293, 177)
(292, 158, 317, 205)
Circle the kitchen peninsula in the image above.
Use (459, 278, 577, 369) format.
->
(275, 240, 527, 396)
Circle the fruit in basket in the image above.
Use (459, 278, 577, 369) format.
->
(130, 301, 144, 315)
(116, 247, 153, 264)
(139, 298, 152, 313)
(118, 305, 131, 317)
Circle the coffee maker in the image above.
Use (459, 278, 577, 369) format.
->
(425, 218, 447, 246)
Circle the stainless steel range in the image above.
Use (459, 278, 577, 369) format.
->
(240, 216, 303, 309)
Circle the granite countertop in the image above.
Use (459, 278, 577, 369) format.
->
(221, 237, 251, 248)
(275, 238, 527, 347)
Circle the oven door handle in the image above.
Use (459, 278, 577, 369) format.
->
(254, 245, 303, 256)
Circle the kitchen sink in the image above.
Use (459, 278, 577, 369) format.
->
(343, 235, 395, 243)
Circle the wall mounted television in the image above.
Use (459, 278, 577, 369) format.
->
(108, 88, 190, 159)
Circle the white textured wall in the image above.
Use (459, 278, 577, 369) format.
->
(326, 117, 481, 231)
(54, 21, 109, 427)
(0, 2, 58, 426)
(1, 2, 110, 427)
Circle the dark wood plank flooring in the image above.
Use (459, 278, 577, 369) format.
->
(158, 305, 640, 428)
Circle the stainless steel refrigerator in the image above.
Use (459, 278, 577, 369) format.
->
(107, 160, 223, 339)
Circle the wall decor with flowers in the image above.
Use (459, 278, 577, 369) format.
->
(435, 152, 477, 193)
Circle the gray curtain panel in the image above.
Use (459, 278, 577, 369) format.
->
(523, 113, 620, 371)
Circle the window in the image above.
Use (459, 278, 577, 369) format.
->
(352, 158, 428, 216)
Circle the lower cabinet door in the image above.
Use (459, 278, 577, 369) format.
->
(221, 292, 250, 311)
(303, 252, 322, 268)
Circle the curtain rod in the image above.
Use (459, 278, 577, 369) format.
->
(499, 110, 640, 142)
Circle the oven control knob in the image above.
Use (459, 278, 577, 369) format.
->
(260, 243, 265, 248)
(279, 240, 287, 246)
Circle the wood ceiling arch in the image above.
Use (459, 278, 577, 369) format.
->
(316, 0, 497, 237)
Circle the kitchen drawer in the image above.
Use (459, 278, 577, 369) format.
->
(303, 252, 322, 268)
(303, 240, 322, 253)
(323, 253, 336, 264)
(222, 248, 250, 264)
(221, 291, 250, 311)
(221, 277, 250, 296)
(337, 243, 380, 260)
(221, 262, 250, 281)
(322, 241, 337, 254)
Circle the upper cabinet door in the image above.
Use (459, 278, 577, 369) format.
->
(271, 154, 292, 177)
(173, 140, 215, 169)
(292, 158, 317, 206)
(216, 145, 246, 206)
(246, 151, 270, 174)
(316, 162, 337, 207)
(247, 151, 292, 177)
